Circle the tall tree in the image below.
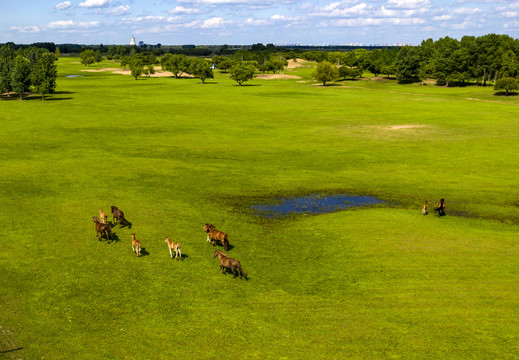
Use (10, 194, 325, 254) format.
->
(0, 44, 15, 95)
(31, 52, 57, 100)
(10, 55, 31, 100)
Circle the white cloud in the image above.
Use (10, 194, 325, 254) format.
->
(78, 0, 110, 8)
(244, 18, 270, 25)
(48, 20, 100, 29)
(11, 25, 41, 33)
(452, 7, 481, 15)
(178, 0, 267, 4)
(433, 14, 453, 21)
(55, 1, 72, 10)
(502, 11, 519, 17)
(121, 16, 165, 24)
(201, 17, 231, 28)
(386, 0, 429, 9)
(169, 6, 200, 14)
(271, 14, 301, 21)
(106, 5, 130, 16)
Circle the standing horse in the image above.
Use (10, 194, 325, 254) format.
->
(93, 216, 112, 242)
(99, 209, 107, 223)
(164, 237, 181, 259)
(204, 224, 229, 250)
(131, 233, 142, 257)
(213, 250, 247, 279)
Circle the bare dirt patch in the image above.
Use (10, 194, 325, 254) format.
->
(256, 74, 301, 80)
(287, 59, 312, 69)
(80, 67, 191, 78)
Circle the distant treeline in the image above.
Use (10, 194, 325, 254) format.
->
(2, 33, 518, 88)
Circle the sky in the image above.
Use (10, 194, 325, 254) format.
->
(1, 0, 518, 46)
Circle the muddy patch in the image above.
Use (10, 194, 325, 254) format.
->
(251, 193, 386, 218)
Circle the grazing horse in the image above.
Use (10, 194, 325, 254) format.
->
(111, 206, 129, 226)
(99, 209, 107, 224)
(164, 237, 181, 259)
(203, 224, 229, 250)
(213, 250, 247, 279)
(131, 233, 142, 257)
(93, 216, 112, 242)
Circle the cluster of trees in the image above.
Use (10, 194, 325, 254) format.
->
(0, 44, 57, 100)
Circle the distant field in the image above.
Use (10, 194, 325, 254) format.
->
(1, 57, 518, 359)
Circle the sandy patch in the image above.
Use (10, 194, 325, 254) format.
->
(80, 67, 193, 77)
(256, 74, 301, 80)
(287, 59, 311, 69)
(387, 125, 428, 130)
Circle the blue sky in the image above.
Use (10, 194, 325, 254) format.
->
(1, 0, 518, 45)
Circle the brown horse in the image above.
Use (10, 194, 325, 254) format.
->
(111, 206, 129, 226)
(93, 216, 112, 242)
(203, 224, 229, 250)
(213, 250, 247, 279)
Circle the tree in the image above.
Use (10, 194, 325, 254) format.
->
(312, 61, 338, 86)
(31, 52, 57, 100)
(339, 66, 362, 80)
(163, 54, 186, 78)
(10, 55, 31, 100)
(494, 77, 519, 96)
(0, 44, 15, 95)
(80, 49, 95, 66)
(396, 46, 421, 83)
(230, 62, 257, 86)
(191, 59, 213, 83)
(130, 56, 144, 79)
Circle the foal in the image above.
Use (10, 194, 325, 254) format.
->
(213, 250, 247, 279)
(111, 206, 129, 226)
(164, 237, 181, 259)
(131, 233, 142, 257)
(99, 209, 107, 224)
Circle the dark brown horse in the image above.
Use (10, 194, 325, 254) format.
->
(93, 216, 112, 242)
(111, 206, 129, 226)
(204, 223, 229, 250)
(213, 250, 247, 279)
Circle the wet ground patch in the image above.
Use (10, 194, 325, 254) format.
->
(251, 193, 387, 218)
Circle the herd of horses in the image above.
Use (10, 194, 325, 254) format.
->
(92, 206, 247, 279)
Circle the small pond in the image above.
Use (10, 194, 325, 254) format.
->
(251, 194, 386, 218)
(65, 75, 84, 78)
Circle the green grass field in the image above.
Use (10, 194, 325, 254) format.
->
(1, 57, 518, 359)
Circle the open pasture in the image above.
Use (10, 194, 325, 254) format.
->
(1, 57, 518, 359)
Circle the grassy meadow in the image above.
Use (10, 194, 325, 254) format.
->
(1, 57, 518, 359)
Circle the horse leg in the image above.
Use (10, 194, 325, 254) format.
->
(178, 248, 181, 259)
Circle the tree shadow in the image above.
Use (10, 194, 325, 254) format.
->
(494, 91, 518, 97)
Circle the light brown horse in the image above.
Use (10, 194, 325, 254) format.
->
(213, 250, 247, 279)
(93, 216, 112, 242)
(164, 237, 181, 259)
(131, 233, 142, 257)
(99, 209, 107, 224)
(204, 224, 229, 250)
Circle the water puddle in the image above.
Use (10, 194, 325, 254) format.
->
(65, 75, 84, 78)
(251, 194, 386, 218)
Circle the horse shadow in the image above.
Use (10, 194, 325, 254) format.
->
(170, 254, 188, 261)
(109, 220, 132, 229)
(139, 247, 150, 257)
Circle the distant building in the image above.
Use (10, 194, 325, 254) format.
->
(130, 35, 136, 46)
(139, 41, 144, 47)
